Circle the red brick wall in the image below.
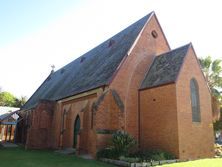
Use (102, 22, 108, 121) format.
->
(140, 84, 180, 157)
(176, 46, 214, 159)
(23, 14, 216, 160)
(50, 102, 62, 149)
(93, 89, 125, 156)
(139, 46, 214, 159)
(94, 90, 124, 131)
(59, 94, 97, 155)
(26, 100, 56, 149)
(110, 14, 170, 141)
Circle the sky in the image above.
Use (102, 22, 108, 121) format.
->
(0, 0, 221, 98)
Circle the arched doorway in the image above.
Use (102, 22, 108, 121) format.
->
(73, 115, 80, 148)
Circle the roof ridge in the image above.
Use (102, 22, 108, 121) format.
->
(22, 12, 153, 110)
(156, 43, 191, 58)
(54, 12, 154, 74)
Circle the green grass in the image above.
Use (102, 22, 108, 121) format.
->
(2, 147, 222, 167)
(159, 158, 222, 167)
(0, 147, 115, 167)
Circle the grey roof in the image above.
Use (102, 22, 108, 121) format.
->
(0, 106, 19, 114)
(0, 113, 10, 121)
(140, 44, 190, 89)
(0, 106, 19, 122)
(0, 113, 18, 122)
(22, 13, 153, 110)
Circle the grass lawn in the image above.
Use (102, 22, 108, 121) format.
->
(159, 158, 222, 167)
(0, 147, 115, 167)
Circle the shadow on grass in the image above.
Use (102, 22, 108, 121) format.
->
(0, 146, 115, 167)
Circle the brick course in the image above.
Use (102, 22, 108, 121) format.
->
(176, 46, 214, 159)
(19, 13, 214, 160)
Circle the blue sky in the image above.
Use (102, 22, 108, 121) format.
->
(0, 0, 221, 98)
(0, 0, 79, 46)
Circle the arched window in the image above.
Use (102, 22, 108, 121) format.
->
(190, 78, 201, 122)
(73, 115, 80, 148)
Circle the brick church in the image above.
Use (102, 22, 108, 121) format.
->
(17, 12, 214, 159)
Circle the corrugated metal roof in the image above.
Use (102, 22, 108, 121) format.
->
(0, 106, 19, 115)
(22, 12, 153, 110)
(140, 44, 190, 89)
(0, 106, 19, 121)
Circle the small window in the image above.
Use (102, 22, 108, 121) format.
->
(151, 30, 158, 38)
(190, 78, 201, 122)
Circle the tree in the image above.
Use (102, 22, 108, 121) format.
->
(15, 96, 27, 108)
(199, 56, 222, 102)
(0, 91, 27, 108)
(0, 91, 16, 107)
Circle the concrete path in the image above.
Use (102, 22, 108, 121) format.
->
(54, 148, 76, 155)
(79, 154, 93, 160)
(54, 148, 93, 159)
(0, 142, 18, 148)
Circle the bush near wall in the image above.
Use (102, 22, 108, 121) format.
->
(128, 149, 175, 162)
(96, 130, 175, 163)
(97, 130, 136, 159)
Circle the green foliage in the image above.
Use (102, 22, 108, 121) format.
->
(214, 111, 222, 131)
(199, 56, 222, 102)
(0, 91, 16, 107)
(96, 130, 137, 159)
(129, 150, 175, 161)
(15, 96, 27, 108)
(96, 131, 175, 162)
(213, 108, 222, 132)
(111, 130, 137, 156)
(96, 147, 119, 159)
(0, 91, 27, 107)
(119, 156, 140, 163)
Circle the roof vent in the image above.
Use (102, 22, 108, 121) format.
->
(80, 57, 86, 63)
(108, 39, 115, 48)
(151, 30, 158, 38)
(60, 68, 65, 74)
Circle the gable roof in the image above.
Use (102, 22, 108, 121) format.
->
(22, 12, 153, 110)
(0, 106, 19, 122)
(140, 44, 190, 89)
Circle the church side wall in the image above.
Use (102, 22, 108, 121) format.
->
(139, 84, 179, 157)
(26, 100, 56, 149)
(176, 47, 214, 159)
(109, 14, 170, 141)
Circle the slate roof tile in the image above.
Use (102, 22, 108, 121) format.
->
(140, 44, 191, 89)
(22, 12, 153, 110)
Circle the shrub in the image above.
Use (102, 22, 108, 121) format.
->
(96, 130, 137, 159)
(129, 149, 175, 161)
(215, 144, 222, 157)
(112, 130, 137, 156)
(119, 156, 140, 163)
(96, 147, 119, 159)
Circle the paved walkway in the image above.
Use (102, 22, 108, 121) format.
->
(0, 142, 18, 148)
(54, 148, 76, 155)
(54, 148, 93, 159)
(79, 154, 93, 160)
